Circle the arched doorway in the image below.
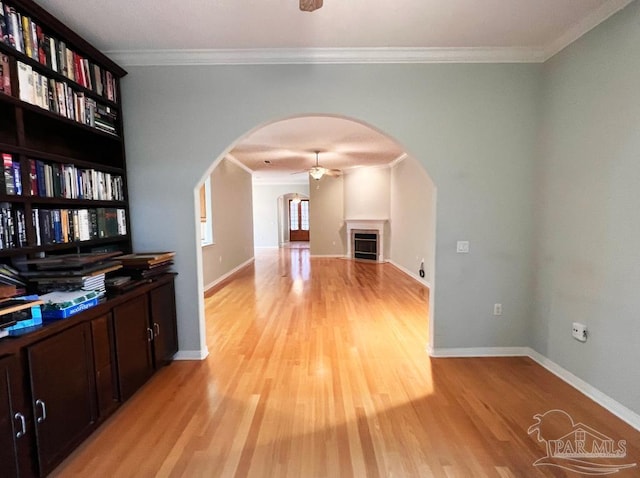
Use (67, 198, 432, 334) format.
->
(196, 114, 437, 353)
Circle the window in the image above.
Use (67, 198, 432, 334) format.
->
(200, 177, 213, 245)
(289, 199, 309, 231)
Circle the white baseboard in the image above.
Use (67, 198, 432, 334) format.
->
(204, 257, 254, 293)
(526, 349, 640, 431)
(310, 254, 345, 258)
(387, 260, 431, 288)
(173, 349, 209, 360)
(427, 346, 640, 431)
(427, 346, 530, 357)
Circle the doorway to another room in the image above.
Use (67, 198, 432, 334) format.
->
(289, 197, 309, 242)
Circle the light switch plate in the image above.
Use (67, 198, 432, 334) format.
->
(456, 241, 470, 253)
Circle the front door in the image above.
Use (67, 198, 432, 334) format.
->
(289, 199, 309, 242)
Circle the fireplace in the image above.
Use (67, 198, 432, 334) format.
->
(353, 232, 378, 261)
(345, 219, 387, 262)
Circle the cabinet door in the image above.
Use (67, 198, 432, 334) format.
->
(0, 356, 20, 477)
(91, 314, 118, 418)
(28, 323, 97, 476)
(112, 295, 154, 400)
(149, 281, 178, 367)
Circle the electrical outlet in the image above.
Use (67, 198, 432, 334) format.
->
(456, 241, 470, 253)
(493, 303, 502, 316)
(572, 322, 588, 342)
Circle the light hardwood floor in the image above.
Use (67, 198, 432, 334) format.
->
(53, 245, 640, 477)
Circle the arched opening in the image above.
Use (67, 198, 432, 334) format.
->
(195, 114, 437, 354)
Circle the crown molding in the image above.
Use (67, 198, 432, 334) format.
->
(543, 0, 635, 61)
(107, 46, 547, 67)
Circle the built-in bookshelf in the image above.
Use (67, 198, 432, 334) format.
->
(0, 0, 130, 259)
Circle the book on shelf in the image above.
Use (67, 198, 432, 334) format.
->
(2, 152, 14, 195)
(0, 53, 10, 95)
(11, 159, 21, 195)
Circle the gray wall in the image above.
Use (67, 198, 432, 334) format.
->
(252, 183, 310, 247)
(533, 2, 640, 413)
(202, 158, 254, 290)
(122, 62, 539, 357)
(309, 175, 346, 256)
(390, 157, 436, 284)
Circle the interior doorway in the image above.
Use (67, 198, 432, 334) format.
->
(289, 198, 309, 242)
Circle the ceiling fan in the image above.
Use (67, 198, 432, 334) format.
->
(300, 0, 323, 12)
(298, 151, 341, 180)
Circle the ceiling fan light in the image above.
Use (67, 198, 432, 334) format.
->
(309, 167, 325, 180)
(300, 0, 323, 12)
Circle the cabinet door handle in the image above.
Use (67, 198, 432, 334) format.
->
(35, 399, 47, 423)
(14, 412, 26, 438)
(154, 322, 160, 337)
(147, 327, 154, 342)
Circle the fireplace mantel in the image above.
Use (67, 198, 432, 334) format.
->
(345, 219, 388, 262)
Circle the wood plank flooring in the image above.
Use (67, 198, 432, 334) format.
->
(52, 245, 640, 477)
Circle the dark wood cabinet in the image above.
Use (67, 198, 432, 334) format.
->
(0, 275, 178, 477)
(112, 295, 154, 401)
(27, 323, 97, 476)
(90, 314, 118, 418)
(0, 356, 22, 477)
(149, 281, 179, 367)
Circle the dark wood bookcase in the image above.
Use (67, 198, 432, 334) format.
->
(0, 3, 180, 477)
(0, 0, 131, 260)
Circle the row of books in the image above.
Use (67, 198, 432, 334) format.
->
(0, 1, 118, 102)
(1, 153, 21, 195)
(1, 153, 125, 201)
(0, 202, 25, 249)
(33, 208, 127, 246)
(17, 61, 118, 134)
(29, 160, 125, 201)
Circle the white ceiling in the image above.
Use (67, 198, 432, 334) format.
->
(33, 0, 634, 181)
(36, 0, 633, 64)
(228, 117, 405, 183)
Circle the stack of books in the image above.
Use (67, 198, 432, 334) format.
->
(21, 251, 122, 297)
(0, 262, 26, 292)
(118, 252, 175, 279)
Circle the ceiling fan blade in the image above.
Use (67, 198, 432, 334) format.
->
(325, 169, 342, 177)
(300, 0, 323, 12)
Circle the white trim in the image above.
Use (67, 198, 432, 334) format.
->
(427, 346, 530, 358)
(527, 349, 640, 431)
(387, 260, 431, 288)
(388, 153, 409, 169)
(225, 153, 254, 175)
(310, 254, 345, 258)
(543, 0, 635, 60)
(173, 349, 209, 360)
(107, 47, 547, 66)
(426, 346, 640, 431)
(203, 257, 254, 293)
